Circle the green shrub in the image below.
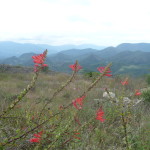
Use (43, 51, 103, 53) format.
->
(142, 90, 150, 102)
(146, 74, 150, 85)
(84, 71, 99, 79)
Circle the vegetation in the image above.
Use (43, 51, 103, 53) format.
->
(142, 89, 150, 102)
(0, 51, 150, 150)
(146, 74, 150, 85)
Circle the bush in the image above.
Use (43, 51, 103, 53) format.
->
(142, 90, 150, 102)
(146, 74, 150, 85)
(84, 71, 99, 79)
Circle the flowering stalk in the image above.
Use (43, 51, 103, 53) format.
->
(121, 111, 130, 150)
(118, 78, 131, 150)
(72, 95, 86, 110)
(121, 78, 128, 86)
(39, 60, 81, 118)
(81, 63, 112, 97)
(0, 50, 48, 118)
(1, 63, 112, 146)
(96, 106, 105, 122)
(0, 72, 39, 118)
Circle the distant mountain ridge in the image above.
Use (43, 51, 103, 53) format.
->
(1, 42, 150, 76)
(116, 43, 150, 52)
(0, 41, 105, 59)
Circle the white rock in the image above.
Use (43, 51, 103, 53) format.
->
(103, 92, 116, 99)
(123, 97, 131, 104)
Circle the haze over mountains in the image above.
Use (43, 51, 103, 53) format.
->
(1, 41, 150, 76)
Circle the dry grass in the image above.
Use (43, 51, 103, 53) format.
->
(0, 72, 149, 150)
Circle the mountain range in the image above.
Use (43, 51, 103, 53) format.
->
(1, 42, 150, 76)
(0, 41, 105, 59)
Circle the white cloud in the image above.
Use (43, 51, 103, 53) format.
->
(0, 0, 150, 46)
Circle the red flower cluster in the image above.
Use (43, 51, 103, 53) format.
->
(32, 50, 48, 72)
(29, 131, 43, 143)
(121, 78, 128, 86)
(135, 89, 142, 96)
(72, 95, 86, 110)
(121, 81, 128, 85)
(97, 66, 112, 77)
(96, 107, 105, 122)
(69, 63, 82, 72)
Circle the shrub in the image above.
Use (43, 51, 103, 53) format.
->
(146, 74, 150, 85)
(142, 90, 150, 102)
(84, 71, 99, 79)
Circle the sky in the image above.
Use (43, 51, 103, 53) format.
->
(0, 0, 150, 46)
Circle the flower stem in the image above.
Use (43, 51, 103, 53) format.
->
(38, 60, 79, 119)
(0, 72, 39, 118)
(121, 111, 130, 150)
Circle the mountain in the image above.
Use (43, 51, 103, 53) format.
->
(116, 43, 150, 52)
(2, 53, 35, 66)
(0, 41, 105, 59)
(0, 41, 59, 59)
(48, 53, 72, 64)
(48, 44, 105, 51)
(109, 51, 150, 76)
(1, 42, 150, 76)
(57, 48, 98, 58)
(96, 46, 119, 58)
(110, 51, 150, 65)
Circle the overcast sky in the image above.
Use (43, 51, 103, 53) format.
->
(0, 0, 150, 46)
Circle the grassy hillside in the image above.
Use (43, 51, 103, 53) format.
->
(0, 67, 149, 149)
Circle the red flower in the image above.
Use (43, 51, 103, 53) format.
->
(29, 131, 43, 143)
(121, 81, 128, 85)
(33, 131, 43, 138)
(72, 95, 86, 110)
(97, 66, 112, 77)
(69, 63, 82, 72)
(121, 78, 128, 85)
(32, 54, 45, 64)
(96, 107, 105, 122)
(74, 132, 80, 135)
(135, 89, 142, 96)
(29, 138, 41, 143)
(121, 80, 128, 86)
(32, 50, 48, 72)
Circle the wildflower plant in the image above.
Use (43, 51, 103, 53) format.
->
(0, 49, 111, 148)
(0, 50, 48, 118)
(0, 49, 149, 149)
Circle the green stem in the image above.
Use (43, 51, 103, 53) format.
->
(81, 63, 112, 97)
(0, 72, 39, 118)
(121, 111, 129, 150)
(38, 60, 79, 119)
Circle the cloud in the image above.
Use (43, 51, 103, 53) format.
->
(0, 0, 150, 46)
